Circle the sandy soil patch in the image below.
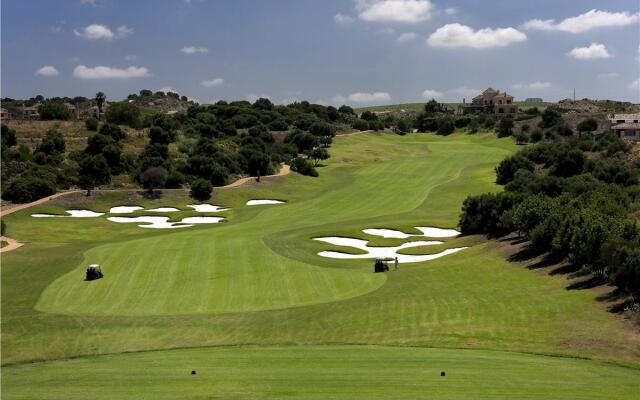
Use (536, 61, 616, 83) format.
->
(187, 204, 229, 212)
(109, 206, 144, 214)
(32, 210, 104, 218)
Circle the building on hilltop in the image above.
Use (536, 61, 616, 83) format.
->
(525, 98, 543, 103)
(463, 88, 517, 115)
(0, 107, 11, 120)
(609, 113, 640, 142)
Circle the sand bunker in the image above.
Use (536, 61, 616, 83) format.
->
(363, 226, 460, 239)
(109, 206, 144, 214)
(108, 215, 225, 229)
(314, 236, 467, 264)
(32, 210, 104, 218)
(187, 204, 229, 212)
(147, 207, 180, 212)
(107, 216, 192, 229)
(246, 199, 285, 206)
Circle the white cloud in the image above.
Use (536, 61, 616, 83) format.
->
(181, 46, 208, 54)
(427, 23, 526, 49)
(355, 0, 432, 23)
(512, 81, 552, 90)
(598, 72, 619, 79)
(158, 86, 178, 94)
(35, 66, 59, 77)
(522, 9, 640, 34)
(124, 55, 137, 61)
(421, 89, 442, 98)
(347, 92, 391, 103)
(116, 25, 134, 38)
(246, 94, 271, 103)
(79, 0, 98, 5)
(200, 78, 224, 88)
(73, 65, 151, 79)
(629, 79, 640, 91)
(73, 24, 132, 40)
(334, 13, 354, 24)
(567, 43, 612, 60)
(444, 7, 457, 16)
(448, 86, 480, 98)
(331, 95, 347, 104)
(396, 32, 417, 43)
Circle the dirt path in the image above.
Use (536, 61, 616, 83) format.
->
(0, 236, 24, 253)
(0, 190, 82, 217)
(222, 164, 291, 188)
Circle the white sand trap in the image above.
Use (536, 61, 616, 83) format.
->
(107, 216, 192, 229)
(246, 199, 285, 206)
(147, 207, 180, 212)
(313, 236, 465, 264)
(415, 227, 461, 237)
(187, 204, 229, 212)
(109, 206, 144, 214)
(32, 210, 104, 218)
(363, 226, 461, 239)
(180, 216, 225, 224)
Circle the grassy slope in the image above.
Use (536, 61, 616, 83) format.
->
(4, 346, 639, 400)
(2, 132, 639, 398)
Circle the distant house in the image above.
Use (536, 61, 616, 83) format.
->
(609, 113, 640, 142)
(64, 102, 81, 120)
(463, 88, 517, 115)
(525, 98, 543, 103)
(22, 104, 40, 119)
(0, 107, 11, 120)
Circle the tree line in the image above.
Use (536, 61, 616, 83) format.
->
(459, 117, 640, 304)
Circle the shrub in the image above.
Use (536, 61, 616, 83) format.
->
(436, 118, 455, 135)
(352, 119, 369, 131)
(497, 117, 514, 138)
(85, 117, 99, 131)
(190, 178, 213, 200)
(495, 154, 535, 185)
(98, 123, 126, 141)
(290, 157, 318, 177)
(2, 175, 56, 203)
(105, 102, 141, 128)
(38, 102, 72, 120)
(530, 129, 543, 142)
(360, 111, 378, 121)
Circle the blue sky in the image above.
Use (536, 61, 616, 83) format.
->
(2, 0, 639, 105)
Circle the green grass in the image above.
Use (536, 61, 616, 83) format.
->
(4, 346, 639, 400)
(2, 131, 639, 398)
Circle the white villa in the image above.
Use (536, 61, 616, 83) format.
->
(609, 113, 640, 142)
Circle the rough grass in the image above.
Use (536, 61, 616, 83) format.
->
(2, 131, 639, 398)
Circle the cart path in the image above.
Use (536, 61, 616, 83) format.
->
(0, 236, 24, 253)
(0, 164, 291, 216)
(222, 164, 291, 188)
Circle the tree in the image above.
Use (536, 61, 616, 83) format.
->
(252, 98, 274, 110)
(78, 154, 110, 196)
(495, 154, 535, 185)
(338, 105, 355, 115)
(36, 130, 66, 156)
(497, 117, 514, 138)
(514, 131, 529, 145)
(105, 102, 140, 128)
(38, 103, 72, 120)
(95, 92, 106, 120)
(424, 99, 445, 113)
(98, 123, 126, 141)
(360, 111, 378, 121)
(577, 118, 598, 135)
(139, 167, 168, 193)
(190, 178, 213, 200)
(247, 152, 271, 178)
(1, 124, 17, 149)
(539, 108, 562, 128)
(308, 147, 329, 166)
